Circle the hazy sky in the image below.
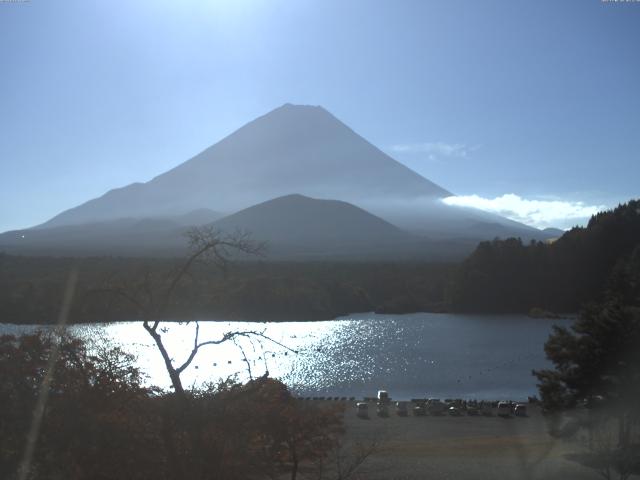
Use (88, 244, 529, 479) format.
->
(1, 0, 638, 231)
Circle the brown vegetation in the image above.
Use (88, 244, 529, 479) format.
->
(0, 332, 356, 480)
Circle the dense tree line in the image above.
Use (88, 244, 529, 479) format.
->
(451, 200, 640, 313)
(0, 256, 453, 324)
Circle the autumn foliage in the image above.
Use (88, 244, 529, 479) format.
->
(0, 332, 345, 480)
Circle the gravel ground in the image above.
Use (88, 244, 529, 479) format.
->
(318, 400, 618, 480)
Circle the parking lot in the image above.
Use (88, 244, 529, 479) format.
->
(312, 399, 610, 480)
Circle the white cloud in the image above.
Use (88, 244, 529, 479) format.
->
(390, 142, 477, 160)
(442, 193, 606, 229)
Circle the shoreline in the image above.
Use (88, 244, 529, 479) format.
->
(0, 309, 577, 326)
(1, 317, 562, 405)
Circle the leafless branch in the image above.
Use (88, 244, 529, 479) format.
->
(90, 225, 268, 395)
(158, 226, 265, 319)
(175, 327, 297, 375)
(234, 337, 253, 380)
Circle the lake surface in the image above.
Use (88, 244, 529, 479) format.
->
(1, 313, 572, 400)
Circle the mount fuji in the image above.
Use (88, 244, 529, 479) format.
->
(1, 104, 551, 258)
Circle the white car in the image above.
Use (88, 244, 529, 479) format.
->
(448, 406, 463, 416)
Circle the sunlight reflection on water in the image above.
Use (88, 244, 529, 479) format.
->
(2, 312, 572, 400)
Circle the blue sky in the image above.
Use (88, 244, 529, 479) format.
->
(1, 0, 638, 231)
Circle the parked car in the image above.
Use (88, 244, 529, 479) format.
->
(396, 401, 409, 416)
(356, 402, 369, 418)
(378, 390, 390, 404)
(497, 401, 512, 417)
(426, 399, 446, 415)
(514, 404, 527, 417)
(448, 406, 463, 416)
(413, 402, 427, 416)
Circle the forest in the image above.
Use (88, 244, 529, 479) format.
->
(0, 255, 453, 324)
(450, 199, 640, 314)
(1, 200, 639, 324)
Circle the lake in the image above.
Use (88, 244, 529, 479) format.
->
(1, 312, 572, 401)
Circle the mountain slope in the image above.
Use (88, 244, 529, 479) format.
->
(212, 194, 413, 256)
(41, 104, 450, 228)
(0, 194, 477, 259)
(0, 210, 220, 256)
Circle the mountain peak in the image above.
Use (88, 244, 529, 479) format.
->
(250, 102, 336, 127)
(278, 102, 324, 110)
(37, 105, 451, 229)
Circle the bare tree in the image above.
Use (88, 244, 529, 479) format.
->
(93, 226, 289, 396)
(90, 227, 374, 480)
